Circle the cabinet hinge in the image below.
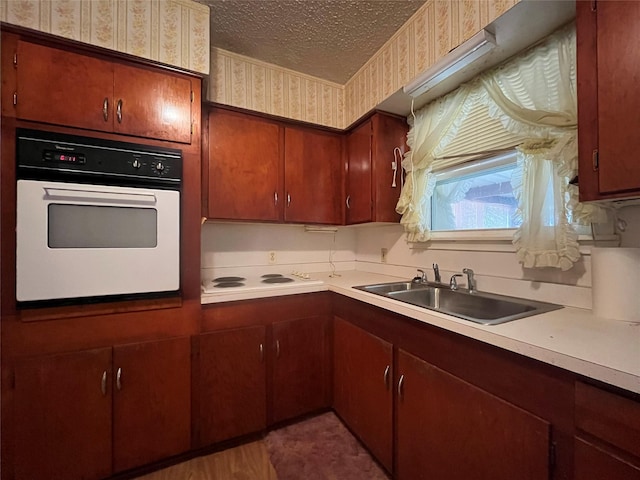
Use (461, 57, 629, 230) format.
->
(191, 91, 194, 103)
(549, 441, 556, 471)
(13, 92, 17, 106)
(591, 0, 597, 12)
(13, 51, 17, 67)
(10, 370, 16, 390)
(592, 149, 599, 171)
(190, 122, 194, 135)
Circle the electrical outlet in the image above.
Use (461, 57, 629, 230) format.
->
(381, 248, 388, 263)
(268, 251, 277, 264)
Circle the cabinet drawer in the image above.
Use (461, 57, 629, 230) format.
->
(575, 381, 640, 457)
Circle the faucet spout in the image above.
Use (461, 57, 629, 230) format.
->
(432, 263, 441, 283)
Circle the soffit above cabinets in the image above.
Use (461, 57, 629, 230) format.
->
(194, 0, 426, 84)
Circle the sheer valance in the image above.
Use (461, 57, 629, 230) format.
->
(396, 24, 607, 270)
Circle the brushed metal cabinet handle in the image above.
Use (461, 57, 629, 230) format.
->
(116, 99, 123, 124)
(102, 98, 109, 122)
(383, 365, 390, 390)
(116, 367, 122, 391)
(274, 192, 278, 206)
(397, 374, 405, 399)
(286, 194, 291, 207)
(259, 343, 264, 363)
(275, 340, 281, 358)
(346, 195, 351, 209)
(101, 371, 107, 396)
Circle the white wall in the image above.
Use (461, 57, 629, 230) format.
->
(200, 207, 640, 310)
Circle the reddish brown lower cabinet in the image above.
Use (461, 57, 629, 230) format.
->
(396, 349, 550, 480)
(271, 315, 330, 424)
(574, 437, 640, 480)
(10, 337, 190, 480)
(13, 348, 113, 480)
(196, 326, 267, 446)
(333, 316, 393, 472)
(112, 337, 191, 472)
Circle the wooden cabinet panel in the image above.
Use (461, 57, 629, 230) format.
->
(396, 349, 550, 480)
(577, 1, 640, 200)
(13, 40, 193, 144)
(284, 126, 343, 224)
(13, 348, 112, 480)
(575, 437, 640, 480)
(206, 108, 282, 221)
(271, 316, 330, 423)
(333, 317, 393, 471)
(112, 337, 191, 472)
(197, 326, 267, 446)
(16, 41, 114, 132)
(113, 64, 192, 144)
(345, 121, 373, 224)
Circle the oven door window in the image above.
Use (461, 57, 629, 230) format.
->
(48, 204, 158, 248)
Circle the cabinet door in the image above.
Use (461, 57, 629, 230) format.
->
(13, 348, 112, 480)
(197, 326, 267, 446)
(333, 317, 393, 471)
(113, 64, 193, 143)
(575, 437, 640, 480)
(345, 120, 372, 224)
(271, 316, 330, 423)
(16, 41, 114, 131)
(371, 113, 406, 222)
(112, 337, 191, 472)
(207, 108, 282, 221)
(396, 349, 550, 480)
(284, 126, 343, 224)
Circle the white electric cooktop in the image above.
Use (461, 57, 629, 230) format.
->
(201, 272, 324, 295)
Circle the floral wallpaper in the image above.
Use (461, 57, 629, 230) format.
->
(209, 47, 345, 129)
(208, 0, 519, 129)
(0, 0, 210, 74)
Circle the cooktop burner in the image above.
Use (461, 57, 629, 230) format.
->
(261, 274, 284, 278)
(214, 276, 246, 282)
(262, 277, 294, 284)
(213, 281, 245, 288)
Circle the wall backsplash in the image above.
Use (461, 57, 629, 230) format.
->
(0, 0, 210, 74)
(207, 0, 518, 128)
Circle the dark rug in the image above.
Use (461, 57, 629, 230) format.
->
(264, 412, 389, 480)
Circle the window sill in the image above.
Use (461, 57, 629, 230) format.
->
(409, 229, 619, 253)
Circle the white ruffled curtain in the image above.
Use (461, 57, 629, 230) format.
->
(396, 24, 607, 271)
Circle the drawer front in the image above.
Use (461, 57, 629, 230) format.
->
(575, 381, 640, 457)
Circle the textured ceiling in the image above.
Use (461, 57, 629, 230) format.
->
(196, 0, 426, 84)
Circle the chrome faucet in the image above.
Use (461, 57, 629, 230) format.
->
(432, 263, 441, 283)
(449, 274, 463, 290)
(463, 268, 476, 293)
(416, 269, 427, 283)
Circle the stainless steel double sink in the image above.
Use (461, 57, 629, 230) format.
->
(353, 281, 562, 325)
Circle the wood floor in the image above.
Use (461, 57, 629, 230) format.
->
(133, 441, 278, 480)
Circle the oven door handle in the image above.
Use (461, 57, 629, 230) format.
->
(43, 187, 157, 205)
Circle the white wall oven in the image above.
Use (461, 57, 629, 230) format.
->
(16, 129, 182, 306)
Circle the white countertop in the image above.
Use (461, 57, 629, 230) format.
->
(202, 270, 640, 394)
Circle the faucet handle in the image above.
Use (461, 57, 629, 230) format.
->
(416, 269, 427, 283)
(449, 274, 463, 290)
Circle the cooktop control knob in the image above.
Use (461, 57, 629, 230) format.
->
(132, 159, 142, 169)
(155, 161, 165, 173)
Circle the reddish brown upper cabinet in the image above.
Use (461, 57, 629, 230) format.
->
(396, 349, 550, 480)
(333, 317, 393, 472)
(345, 112, 407, 224)
(196, 326, 267, 446)
(12, 40, 193, 144)
(205, 108, 282, 221)
(284, 126, 343, 225)
(577, 1, 640, 200)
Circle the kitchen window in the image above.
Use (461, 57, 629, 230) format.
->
(397, 24, 608, 270)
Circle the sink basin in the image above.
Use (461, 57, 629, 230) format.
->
(354, 281, 562, 325)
